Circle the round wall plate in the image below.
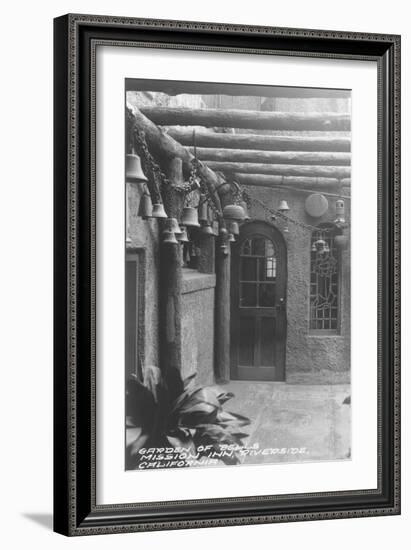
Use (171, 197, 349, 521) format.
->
(305, 193, 329, 217)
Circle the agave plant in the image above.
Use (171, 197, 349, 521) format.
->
(126, 366, 250, 469)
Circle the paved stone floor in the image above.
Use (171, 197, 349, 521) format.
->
(217, 381, 351, 465)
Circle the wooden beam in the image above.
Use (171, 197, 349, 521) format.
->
(166, 128, 351, 152)
(126, 79, 350, 99)
(233, 174, 350, 189)
(140, 106, 351, 131)
(188, 147, 351, 166)
(204, 161, 350, 179)
(127, 104, 224, 215)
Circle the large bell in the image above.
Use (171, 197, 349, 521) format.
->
(181, 206, 200, 227)
(223, 203, 245, 221)
(137, 190, 153, 219)
(198, 195, 209, 223)
(126, 153, 148, 184)
(151, 203, 168, 219)
(278, 200, 290, 212)
(162, 228, 179, 245)
(177, 226, 189, 243)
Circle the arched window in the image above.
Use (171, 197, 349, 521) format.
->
(310, 223, 340, 331)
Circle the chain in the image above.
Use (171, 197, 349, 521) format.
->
(245, 193, 337, 234)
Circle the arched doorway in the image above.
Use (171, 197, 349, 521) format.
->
(230, 221, 287, 381)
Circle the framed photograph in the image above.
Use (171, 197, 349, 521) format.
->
(53, 14, 401, 536)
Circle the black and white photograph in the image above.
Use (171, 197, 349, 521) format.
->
(125, 80, 352, 472)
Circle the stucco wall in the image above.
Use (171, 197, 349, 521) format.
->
(127, 183, 160, 371)
(181, 269, 216, 386)
(245, 186, 351, 384)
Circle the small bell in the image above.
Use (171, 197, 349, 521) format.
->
(201, 223, 214, 236)
(278, 200, 290, 212)
(169, 217, 183, 237)
(228, 233, 236, 242)
(126, 153, 148, 184)
(181, 206, 200, 227)
(151, 203, 168, 219)
(220, 243, 229, 255)
(219, 226, 228, 237)
(228, 221, 240, 236)
(137, 190, 153, 219)
(177, 226, 189, 243)
(313, 239, 329, 254)
(162, 228, 179, 245)
(198, 195, 209, 223)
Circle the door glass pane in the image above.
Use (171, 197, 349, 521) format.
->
(239, 317, 255, 366)
(240, 283, 257, 307)
(252, 237, 265, 256)
(260, 318, 276, 366)
(241, 257, 257, 281)
(259, 257, 277, 281)
(259, 283, 276, 307)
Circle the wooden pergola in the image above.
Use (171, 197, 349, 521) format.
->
(127, 93, 351, 381)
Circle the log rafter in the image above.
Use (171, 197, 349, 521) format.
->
(140, 106, 351, 131)
(203, 161, 350, 179)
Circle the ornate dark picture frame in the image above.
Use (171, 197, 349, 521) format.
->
(53, 14, 401, 536)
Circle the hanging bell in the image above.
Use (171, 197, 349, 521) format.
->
(228, 233, 236, 242)
(198, 195, 209, 223)
(223, 203, 246, 221)
(220, 244, 229, 255)
(151, 202, 168, 219)
(201, 223, 214, 236)
(219, 226, 228, 237)
(126, 153, 148, 184)
(181, 206, 200, 227)
(177, 226, 189, 243)
(228, 221, 240, 236)
(278, 200, 290, 212)
(137, 189, 153, 219)
(314, 239, 329, 254)
(162, 228, 179, 245)
(239, 200, 250, 221)
(169, 217, 183, 237)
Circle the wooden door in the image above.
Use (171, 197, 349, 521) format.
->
(230, 222, 287, 381)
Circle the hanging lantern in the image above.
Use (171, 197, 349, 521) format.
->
(334, 199, 346, 224)
(137, 189, 153, 219)
(126, 153, 148, 184)
(198, 194, 209, 223)
(313, 239, 329, 254)
(278, 200, 290, 213)
(239, 200, 250, 221)
(228, 221, 240, 236)
(223, 204, 246, 221)
(169, 217, 183, 237)
(181, 206, 200, 227)
(334, 234, 349, 250)
(177, 226, 189, 243)
(151, 203, 168, 219)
